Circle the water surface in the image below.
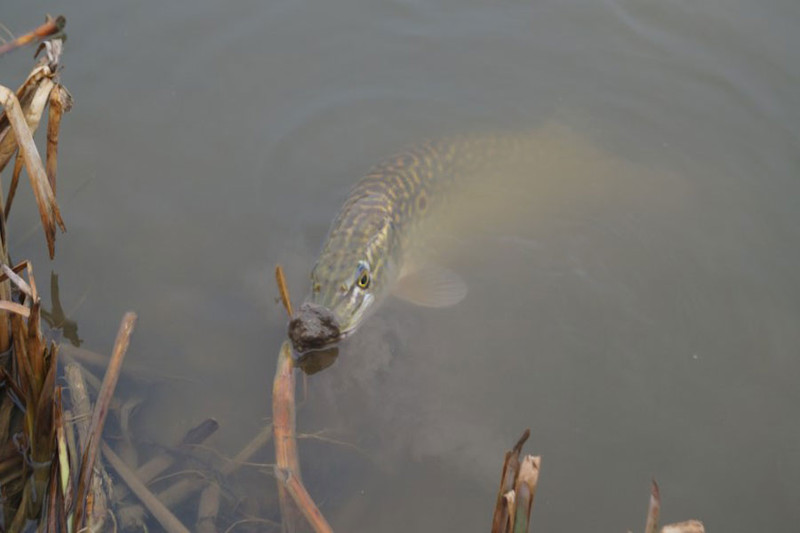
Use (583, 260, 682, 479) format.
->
(3, 0, 799, 531)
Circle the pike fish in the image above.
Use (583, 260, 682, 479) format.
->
(288, 134, 523, 352)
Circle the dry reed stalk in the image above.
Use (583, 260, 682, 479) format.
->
(273, 264, 332, 532)
(102, 441, 190, 533)
(44, 387, 69, 533)
(0, 260, 62, 521)
(275, 465, 334, 533)
(633, 481, 705, 533)
(274, 265, 301, 532)
(0, 15, 65, 57)
(273, 340, 302, 533)
(645, 480, 660, 533)
(491, 429, 530, 533)
(512, 455, 541, 533)
(73, 312, 137, 530)
(64, 365, 91, 450)
(54, 388, 71, 522)
(65, 362, 109, 529)
(503, 490, 516, 533)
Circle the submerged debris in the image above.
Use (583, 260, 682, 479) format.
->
(287, 302, 340, 354)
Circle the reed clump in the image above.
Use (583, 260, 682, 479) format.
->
(0, 19, 139, 531)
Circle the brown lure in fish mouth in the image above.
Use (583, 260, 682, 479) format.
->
(287, 302, 342, 354)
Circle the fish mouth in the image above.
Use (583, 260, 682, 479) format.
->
(287, 302, 344, 354)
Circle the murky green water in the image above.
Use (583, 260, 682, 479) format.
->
(3, 0, 799, 531)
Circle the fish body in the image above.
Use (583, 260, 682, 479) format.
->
(292, 134, 523, 350)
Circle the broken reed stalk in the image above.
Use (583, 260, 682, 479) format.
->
(102, 441, 190, 533)
(0, 15, 65, 57)
(275, 465, 334, 533)
(0, 260, 64, 523)
(273, 264, 332, 533)
(489, 429, 543, 533)
(645, 479, 660, 533)
(73, 312, 137, 530)
(491, 429, 530, 533)
(65, 362, 109, 530)
(639, 480, 705, 533)
(512, 455, 541, 533)
(273, 340, 303, 533)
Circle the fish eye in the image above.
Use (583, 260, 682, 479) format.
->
(357, 270, 370, 289)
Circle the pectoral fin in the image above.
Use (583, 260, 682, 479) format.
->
(392, 265, 467, 308)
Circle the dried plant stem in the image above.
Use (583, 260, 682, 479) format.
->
(275, 466, 333, 533)
(73, 312, 136, 530)
(273, 341, 302, 533)
(272, 265, 331, 532)
(0, 16, 65, 57)
(65, 362, 109, 528)
(512, 455, 541, 533)
(645, 480, 660, 533)
(491, 429, 530, 533)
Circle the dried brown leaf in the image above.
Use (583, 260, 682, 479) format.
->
(0, 83, 64, 258)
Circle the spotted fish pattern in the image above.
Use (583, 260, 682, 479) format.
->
(303, 134, 524, 342)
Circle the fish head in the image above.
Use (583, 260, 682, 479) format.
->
(302, 216, 398, 344)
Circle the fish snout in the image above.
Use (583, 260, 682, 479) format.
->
(288, 302, 342, 353)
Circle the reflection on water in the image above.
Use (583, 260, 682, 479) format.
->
(4, 0, 799, 530)
(296, 346, 340, 375)
(41, 271, 84, 347)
